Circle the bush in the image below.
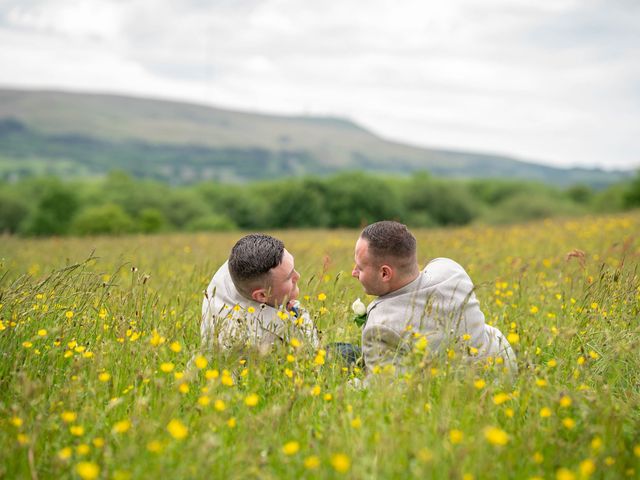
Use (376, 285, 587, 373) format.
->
(264, 178, 330, 228)
(0, 190, 30, 234)
(137, 208, 167, 233)
(485, 192, 582, 224)
(71, 203, 135, 235)
(324, 172, 404, 228)
(404, 175, 478, 226)
(185, 214, 237, 232)
(21, 182, 79, 236)
(622, 172, 640, 209)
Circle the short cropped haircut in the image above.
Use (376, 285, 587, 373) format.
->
(228, 234, 285, 298)
(360, 221, 416, 263)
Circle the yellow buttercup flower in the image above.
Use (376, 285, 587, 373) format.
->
(147, 440, 163, 453)
(75, 462, 100, 480)
(112, 419, 131, 434)
(304, 455, 320, 469)
(555, 467, 575, 480)
(579, 459, 596, 477)
(559, 395, 572, 407)
(484, 426, 509, 446)
(194, 355, 207, 369)
(160, 362, 174, 373)
(166, 419, 188, 440)
(449, 429, 464, 445)
(244, 393, 259, 407)
(58, 447, 72, 460)
(507, 332, 520, 344)
(330, 453, 351, 473)
(282, 441, 300, 455)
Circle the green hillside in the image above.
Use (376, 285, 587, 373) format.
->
(0, 88, 630, 186)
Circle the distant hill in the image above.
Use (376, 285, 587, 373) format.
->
(0, 88, 630, 186)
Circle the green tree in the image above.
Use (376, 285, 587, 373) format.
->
(264, 178, 330, 228)
(21, 182, 79, 236)
(185, 214, 237, 232)
(0, 190, 30, 234)
(324, 172, 403, 228)
(71, 203, 134, 235)
(622, 172, 640, 208)
(196, 183, 268, 229)
(404, 174, 477, 226)
(137, 208, 167, 233)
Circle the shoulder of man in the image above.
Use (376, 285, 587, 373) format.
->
(363, 295, 406, 336)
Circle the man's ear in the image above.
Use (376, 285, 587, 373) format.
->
(380, 264, 393, 282)
(251, 288, 268, 304)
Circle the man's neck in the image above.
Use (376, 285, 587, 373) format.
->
(385, 269, 420, 295)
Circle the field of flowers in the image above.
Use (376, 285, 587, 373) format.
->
(1, 212, 639, 479)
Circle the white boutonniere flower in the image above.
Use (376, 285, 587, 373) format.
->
(351, 298, 367, 326)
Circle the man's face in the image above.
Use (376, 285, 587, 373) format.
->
(352, 237, 386, 296)
(265, 249, 300, 307)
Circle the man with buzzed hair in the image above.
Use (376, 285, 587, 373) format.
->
(202, 234, 318, 349)
(352, 221, 516, 374)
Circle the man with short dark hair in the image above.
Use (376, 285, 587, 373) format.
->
(352, 221, 516, 374)
(201, 234, 318, 349)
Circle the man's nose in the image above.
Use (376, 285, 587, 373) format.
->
(351, 268, 358, 278)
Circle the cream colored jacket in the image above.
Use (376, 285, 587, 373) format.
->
(362, 258, 516, 373)
(201, 261, 318, 349)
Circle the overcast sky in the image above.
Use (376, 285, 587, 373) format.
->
(0, 0, 638, 170)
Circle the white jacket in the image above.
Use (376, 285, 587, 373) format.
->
(362, 258, 517, 373)
(201, 261, 318, 349)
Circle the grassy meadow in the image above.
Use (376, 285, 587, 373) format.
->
(1, 213, 640, 479)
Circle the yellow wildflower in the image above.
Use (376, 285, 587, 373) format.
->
(166, 419, 188, 440)
(556, 468, 575, 480)
(449, 429, 464, 444)
(160, 362, 174, 373)
(244, 393, 259, 407)
(75, 462, 100, 480)
(194, 355, 208, 369)
(112, 419, 131, 434)
(147, 440, 163, 453)
(58, 447, 73, 460)
(559, 395, 572, 407)
(330, 453, 351, 473)
(579, 459, 596, 477)
(282, 441, 300, 455)
(484, 426, 509, 446)
(507, 332, 520, 344)
(304, 455, 320, 469)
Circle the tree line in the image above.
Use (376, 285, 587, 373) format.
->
(1, 171, 639, 236)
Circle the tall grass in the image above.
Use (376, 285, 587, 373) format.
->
(1, 213, 639, 479)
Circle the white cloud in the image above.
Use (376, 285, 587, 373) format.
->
(0, 0, 638, 170)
